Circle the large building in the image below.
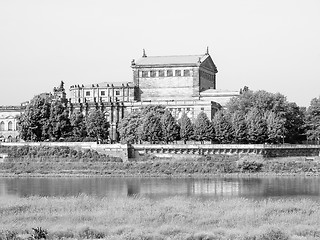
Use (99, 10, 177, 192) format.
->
(69, 49, 239, 122)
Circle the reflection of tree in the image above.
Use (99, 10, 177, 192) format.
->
(126, 180, 140, 196)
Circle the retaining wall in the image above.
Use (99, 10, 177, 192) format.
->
(1, 142, 320, 161)
(130, 144, 320, 159)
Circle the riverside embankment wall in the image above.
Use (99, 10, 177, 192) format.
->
(1, 142, 320, 161)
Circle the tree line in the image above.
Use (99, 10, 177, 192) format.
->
(118, 88, 320, 144)
(18, 88, 320, 144)
(18, 94, 110, 142)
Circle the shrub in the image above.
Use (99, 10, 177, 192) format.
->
(78, 227, 105, 239)
(52, 230, 75, 239)
(0, 230, 18, 240)
(238, 160, 263, 173)
(258, 229, 289, 240)
(31, 227, 48, 239)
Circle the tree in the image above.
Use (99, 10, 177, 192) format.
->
(118, 111, 142, 144)
(226, 89, 305, 144)
(212, 110, 232, 143)
(193, 112, 214, 143)
(231, 111, 247, 143)
(179, 113, 194, 144)
(140, 111, 163, 143)
(47, 99, 72, 140)
(17, 94, 52, 141)
(246, 108, 267, 144)
(266, 111, 286, 144)
(86, 109, 109, 142)
(70, 111, 87, 141)
(305, 97, 320, 143)
(160, 110, 180, 143)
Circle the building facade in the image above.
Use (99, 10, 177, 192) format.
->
(0, 106, 25, 142)
(69, 49, 238, 124)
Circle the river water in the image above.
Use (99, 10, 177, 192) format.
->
(1, 176, 320, 200)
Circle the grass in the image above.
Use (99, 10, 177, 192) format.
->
(0, 196, 320, 239)
(2, 155, 320, 177)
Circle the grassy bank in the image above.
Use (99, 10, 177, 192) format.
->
(0, 196, 319, 240)
(1, 155, 320, 177)
(1, 145, 320, 177)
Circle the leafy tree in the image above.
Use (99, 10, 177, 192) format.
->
(160, 110, 180, 143)
(231, 111, 247, 143)
(86, 109, 109, 142)
(141, 111, 163, 143)
(246, 108, 267, 144)
(212, 110, 232, 143)
(118, 111, 142, 144)
(179, 113, 194, 144)
(70, 111, 87, 141)
(284, 103, 306, 143)
(47, 99, 72, 140)
(193, 111, 214, 143)
(305, 97, 320, 143)
(17, 94, 52, 141)
(265, 111, 286, 144)
(226, 89, 305, 143)
(141, 105, 166, 116)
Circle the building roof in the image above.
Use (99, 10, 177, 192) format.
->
(200, 89, 240, 96)
(134, 54, 210, 67)
(70, 82, 134, 89)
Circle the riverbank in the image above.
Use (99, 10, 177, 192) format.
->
(1, 154, 320, 177)
(0, 195, 319, 240)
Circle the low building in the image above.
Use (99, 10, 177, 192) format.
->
(0, 105, 25, 142)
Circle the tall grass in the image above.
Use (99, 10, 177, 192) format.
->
(0, 196, 320, 239)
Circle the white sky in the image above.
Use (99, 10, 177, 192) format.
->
(1, 0, 320, 107)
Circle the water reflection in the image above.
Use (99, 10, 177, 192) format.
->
(0, 177, 320, 200)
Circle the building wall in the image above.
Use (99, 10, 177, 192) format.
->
(0, 107, 23, 142)
(133, 67, 199, 101)
(69, 84, 135, 104)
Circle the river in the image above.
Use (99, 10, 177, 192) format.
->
(1, 176, 320, 200)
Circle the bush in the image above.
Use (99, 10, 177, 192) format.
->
(78, 228, 105, 239)
(238, 160, 263, 173)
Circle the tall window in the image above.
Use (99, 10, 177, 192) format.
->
(0, 121, 4, 131)
(167, 70, 173, 77)
(184, 69, 190, 76)
(8, 121, 13, 131)
(115, 90, 120, 96)
(150, 70, 156, 77)
(175, 70, 181, 76)
(101, 91, 105, 96)
(159, 70, 165, 77)
(142, 71, 148, 77)
(86, 91, 90, 96)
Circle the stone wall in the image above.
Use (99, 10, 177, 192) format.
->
(2, 142, 320, 161)
(130, 144, 320, 159)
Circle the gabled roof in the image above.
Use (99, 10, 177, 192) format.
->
(134, 54, 210, 67)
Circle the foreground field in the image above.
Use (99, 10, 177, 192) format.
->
(0, 196, 320, 240)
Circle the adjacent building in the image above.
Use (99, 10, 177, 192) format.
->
(0, 105, 25, 142)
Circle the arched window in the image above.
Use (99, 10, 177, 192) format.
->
(8, 121, 13, 131)
(0, 121, 4, 131)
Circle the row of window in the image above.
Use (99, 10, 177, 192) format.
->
(141, 69, 191, 78)
(85, 90, 122, 97)
(0, 121, 15, 131)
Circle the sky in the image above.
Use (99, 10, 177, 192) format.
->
(0, 0, 320, 107)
